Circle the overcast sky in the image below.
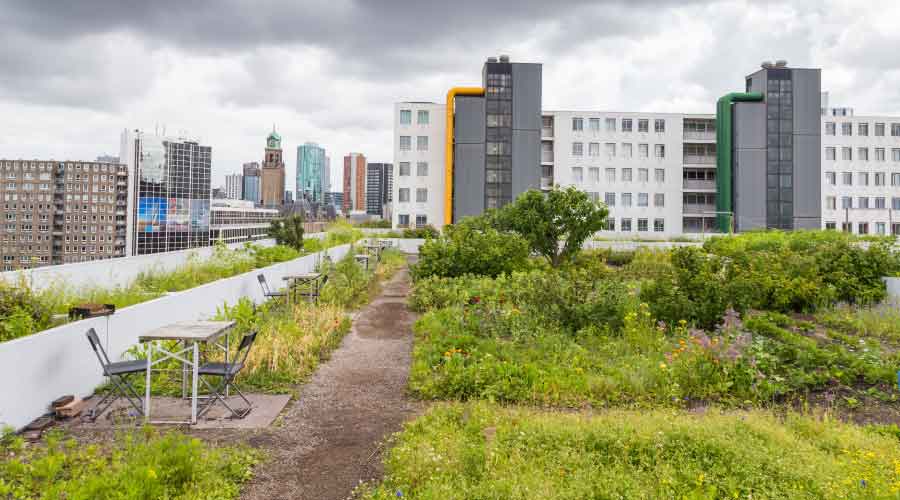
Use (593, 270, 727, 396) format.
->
(1, 0, 898, 192)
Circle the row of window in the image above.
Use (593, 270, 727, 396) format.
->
(396, 214, 428, 228)
(824, 122, 900, 137)
(571, 117, 667, 134)
(396, 162, 429, 177)
(592, 192, 666, 208)
(602, 218, 666, 232)
(1, 161, 124, 172)
(396, 188, 428, 203)
(825, 147, 900, 162)
(825, 222, 900, 236)
(824, 171, 900, 186)
(824, 196, 900, 210)
(572, 167, 667, 183)
(399, 110, 430, 126)
(571, 142, 667, 159)
(398, 136, 429, 152)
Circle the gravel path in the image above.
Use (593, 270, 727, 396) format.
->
(239, 259, 420, 500)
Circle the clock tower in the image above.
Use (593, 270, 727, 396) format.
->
(260, 125, 286, 207)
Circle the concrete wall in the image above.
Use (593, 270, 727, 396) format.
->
(733, 101, 768, 231)
(512, 63, 542, 199)
(792, 68, 823, 229)
(0, 244, 351, 430)
(454, 96, 487, 220)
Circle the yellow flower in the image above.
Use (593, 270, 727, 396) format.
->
(659, 363, 667, 369)
(147, 468, 157, 480)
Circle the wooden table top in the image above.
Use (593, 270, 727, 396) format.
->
(139, 320, 235, 342)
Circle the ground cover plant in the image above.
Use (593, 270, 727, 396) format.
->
(0, 427, 259, 499)
(361, 402, 900, 499)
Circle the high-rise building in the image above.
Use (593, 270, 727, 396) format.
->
(324, 191, 344, 211)
(224, 173, 243, 200)
(296, 142, 326, 203)
(323, 155, 332, 195)
(121, 130, 212, 256)
(343, 153, 366, 213)
(260, 127, 285, 208)
(392, 55, 541, 229)
(0, 159, 128, 270)
(284, 190, 294, 204)
(210, 199, 278, 245)
(242, 162, 261, 204)
(366, 163, 392, 217)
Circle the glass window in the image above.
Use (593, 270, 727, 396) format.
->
(859, 148, 869, 161)
(876, 172, 886, 185)
(622, 143, 633, 158)
(605, 218, 615, 231)
(415, 215, 427, 228)
(654, 119, 665, 133)
(399, 162, 411, 176)
(605, 168, 615, 182)
(417, 110, 429, 125)
(416, 188, 427, 202)
(859, 172, 869, 186)
(621, 218, 632, 231)
(416, 136, 428, 151)
(572, 142, 583, 156)
(825, 147, 835, 161)
(826, 196, 836, 210)
(416, 162, 428, 176)
(638, 218, 649, 231)
(893, 123, 900, 136)
(876, 148, 885, 161)
(604, 192, 615, 207)
(893, 173, 900, 186)
(638, 192, 649, 207)
(398, 188, 410, 202)
(841, 122, 852, 136)
(655, 168, 665, 182)
(858, 196, 869, 209)
(589, 167, 600, 183)
(842, 196, 852, 209)
(588, 142, 600, 157)
(894, 149, 900, 162)
(876, 197, 886, 209)
(654, 193, 664, 207)
(638, 119, 649, 133)
(858, 222, 869, 235)
(622, 168, 633, 182)
(841, 147, 852, 161)
(571, 167, 583, 183)
(589, 118, 600, 131)
(654, 144, 665, 158)
(639, 144, 649, 159)
(622, 193, 632, 207)
(638, 168, 649, 182)
(605, 143, 616, 157)
(399, 110, 412, 125)
(842, 172, 852, 185)
(605, 118, 616, 131)
(876, 123, 885, 136)
(399, 136, 411, 151)
(825, 122, 835, 135)
(572, 118, 583, 131)
(654, 219, 665, 232)
(622, 119, 632, 132)
(859, 122, 869, 136)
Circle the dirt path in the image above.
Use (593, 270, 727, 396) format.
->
(239, 259, 420, 500)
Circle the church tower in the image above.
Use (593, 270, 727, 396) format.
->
(261, 125, 286, 207)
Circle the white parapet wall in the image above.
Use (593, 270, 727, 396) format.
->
(0, 243, 350, 430)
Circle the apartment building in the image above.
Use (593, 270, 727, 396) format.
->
(343, 152, 367, 214)
(224, 173, 243, 200)
(366, 162, 392, 218)
(1, 159, 128, 270)
(209, 199, 278, 244)
(242, 162, 261, 204)
(393, 102, 445, 228)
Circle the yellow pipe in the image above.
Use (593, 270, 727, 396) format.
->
(445, 86, 485, 225)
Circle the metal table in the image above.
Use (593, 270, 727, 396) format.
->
(354, 254, 370, 271)
(140, 320, 235, 424)
(283, 272, 326, 304)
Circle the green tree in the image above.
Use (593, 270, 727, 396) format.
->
(269, 215, 305, 251)
(495, 187, 608, 267)
(411, 221, 531, 280)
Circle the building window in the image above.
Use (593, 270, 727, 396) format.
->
(605, 118, 616, 132)
(400, 110, 412, 125)
(858, 222, 869, 235)
(588, 142, 600, 157)
(654, 144, 665, 159)
(622, 192, 632, 207)
(825, 122, 836, 135)
(825, 147, 835, 161)
(876, 197, 886, 209)
(572, 167, 583, 183)
(877, 222, 886, 235)
(638, 218, 649, 231)
(654, 218, 665, 232)
(572, 142, 584, 156)
(416, 162, 428, 176)
(859, 122, 869, 136)
(893, 123, 900, 136)
(638, 192, 649, 207)
(604, 192, 615, 207)
(605, 168, 615, 182)
(589, 118, 600, 132)
(399, 136, 411, 151)
(415, 215, 427, 228)
(399, 162, 411, 176)
(654, 193, 664, 207)
(572, 118, 584, 131)
(876, 148, 886, 162)
(842, 172, 852, 185)
(621, 218, 632, 231)
(876, 123, 886, 136)
(417, 110, 429, 125)
(826, 196, 836, 210)
(622, 119, 632, 132)
(589, 168, 600, 183)
(842, 222, 852, 233)
(622, 143, 633, 158)
(841, 122, 852, 136)
(622, 168, 633, 182)
(894, 198, 900, 210)
(859, 148, 869, 161)
(605, 143, 616, 158)
(639, 144, 649, 159)
(654, 119, 665, 133)
(655, 168, 665, 183)
(638, 168, 649, 182)
(605, 218, 615, 231)
(842, 196, 852, 209)
(858, 196, 869, 209)
(859, 172, 869, 186)
(416, 136, 428, 151)
(893, 173, 900, 186)
(825, 221, 836, 230)
(398, 188, 410, 202)
(876, 172, 886, 186)
(416, 188, 427, 202)
(841, 147, 852, 161)
(638, 119, 649, 133)
(893, 149, 900, 162)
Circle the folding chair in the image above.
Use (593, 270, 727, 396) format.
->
(85, 328, 146, 421)
(197, 331, 257, 419)
(257, 274, 288, 305)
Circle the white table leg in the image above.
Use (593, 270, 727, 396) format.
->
(191, 341, 199, 424)
(144, 342, 153, 421)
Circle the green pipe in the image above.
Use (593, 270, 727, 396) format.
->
(715, 91, 763, 233)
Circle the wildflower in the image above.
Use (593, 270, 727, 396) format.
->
(659, 362, 667, 370)
(147, 468, 157, 480)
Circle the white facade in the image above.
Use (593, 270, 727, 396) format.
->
(224, 173, 243, 200)
(392, 102, 446, 229)
(822, 115, 900, 235)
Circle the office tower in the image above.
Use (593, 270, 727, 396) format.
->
(392, 55, 541, 228)
(343, 153, 366, 213)
(366, 163, 392, 217)
(242, 162, 261, 204)
(224, 174, 243, 200)
(121, 130, 212, 256)
(323, 155, 332, 195)
(324, 191, 343, 211)
(260, 127, 285, 208)
(212, 187, 227, 199)
(284, 190, 294, 204)
(721, 61, 821, 231)
(297, 142, 326, 203)
(0, 159, 128, 270)
(209, 199, 278, 245)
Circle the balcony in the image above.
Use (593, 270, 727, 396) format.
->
(541, 127, 554, 138)
(683, 131, 716, 141)
(683, 180, 717, 190)
(683, 155, 716, 165)
(682, 203, 716, 215)
(541, 151, 554, 163)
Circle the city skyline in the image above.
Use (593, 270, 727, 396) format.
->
(2, 1, 898, 191)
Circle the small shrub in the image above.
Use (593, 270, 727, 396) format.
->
(411, 223, 530, 280)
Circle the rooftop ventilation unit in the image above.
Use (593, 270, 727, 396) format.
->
(774, 60, 788, 68)
(499, 54, 510, 63)
(487, 56, 498, 63)
(761, 61, 774, 69)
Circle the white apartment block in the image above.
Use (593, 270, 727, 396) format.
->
(392, 102, 446, 229)
(543, 111, 718, 237)
(821, 113, 900, 235)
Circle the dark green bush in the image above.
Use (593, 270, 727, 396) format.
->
(402, 225, 440, 239)
(411, 223, 530, 280)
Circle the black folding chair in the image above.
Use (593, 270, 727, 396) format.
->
(257, 274, 287, 305)
(85, 328, 146, 420)
(197, 331, 257, 419)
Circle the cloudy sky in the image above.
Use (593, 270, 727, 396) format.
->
(1, 0, 898, 192)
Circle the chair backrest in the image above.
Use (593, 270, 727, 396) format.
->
(257, 274, 270, 295)
(235, 331, 258, 366)
(86, 328, 112, 373)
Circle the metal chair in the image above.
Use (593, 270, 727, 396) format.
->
(257, 274, 287, 305)
(85, 328, 146, 420)
(197, 331, 257, 419)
